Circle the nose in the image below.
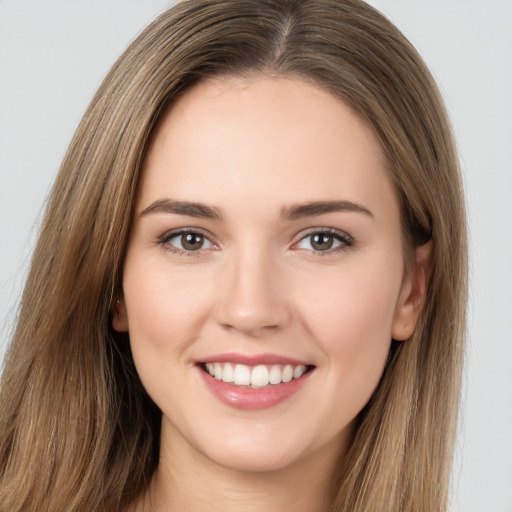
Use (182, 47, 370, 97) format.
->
(214, 247, 291, 336)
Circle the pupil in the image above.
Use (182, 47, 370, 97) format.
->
(182, 233, 203, 250)
(312, 234, 333, 251)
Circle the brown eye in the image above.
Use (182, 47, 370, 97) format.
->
(181, 233, 205, 251)
(162, 230, 215, 253)
(310, 233, 334, 251)
(294, 229, 352, 253)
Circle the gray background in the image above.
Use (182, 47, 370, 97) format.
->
(1, 1, 511, 511)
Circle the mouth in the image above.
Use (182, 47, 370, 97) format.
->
(199, 362, 315, 388)
(196, 355, 316, 410)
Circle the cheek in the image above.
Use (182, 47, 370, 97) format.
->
(294, 259, 401, 401)
(122, 257, 214, 363)
(298, 260, 400, 337)
(121, 258, 218, 417)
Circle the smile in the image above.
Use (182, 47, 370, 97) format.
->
(197, 355, 315, 410)
(203, 362, 309, 388)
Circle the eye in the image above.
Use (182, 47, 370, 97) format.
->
(160, 230, 215, 253)
(293, 229, 352, 253)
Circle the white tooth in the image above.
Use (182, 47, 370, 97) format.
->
(251, 365, 270, 387)
(282, 365, 293, 383)
(221, 363, 234, 383)
(293, 365, 307, 379)
(214, 363, 223, 380)
(269, 365, 282, 385)
(205, 363, 214, 376)
(233, 364, 251, 385)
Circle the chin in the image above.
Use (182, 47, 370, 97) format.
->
(205, 442, 308, 474)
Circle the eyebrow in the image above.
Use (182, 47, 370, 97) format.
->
(140, 198, 373, 221)
(140, 199, 223, 220)
(281, 200, 374, 220)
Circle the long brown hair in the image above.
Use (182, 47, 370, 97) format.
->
(0, 1, 467, 510)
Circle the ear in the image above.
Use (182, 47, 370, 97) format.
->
(392, 240, 433, 341)
(112, 296, 129, 332)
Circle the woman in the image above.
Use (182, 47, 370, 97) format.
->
(0, 0, 467, 511)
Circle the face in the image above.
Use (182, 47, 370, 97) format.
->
(115, 76, 426, 474)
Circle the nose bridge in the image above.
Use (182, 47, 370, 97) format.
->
(215, 242, 291, 335)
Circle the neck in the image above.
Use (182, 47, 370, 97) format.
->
(131, 420, 349, 512)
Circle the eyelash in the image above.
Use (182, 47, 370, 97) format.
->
(157, 228, 216, 257)
(157, 227, 354, 256)
(293, 227, 354, 255)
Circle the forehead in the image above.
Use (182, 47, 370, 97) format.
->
(138, 75, 397, 221)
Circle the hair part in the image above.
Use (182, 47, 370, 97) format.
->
(0, 1, 467, 511)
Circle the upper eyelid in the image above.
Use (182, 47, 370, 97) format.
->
(160, 226, 215, 241)
(294, 226, 353, 242)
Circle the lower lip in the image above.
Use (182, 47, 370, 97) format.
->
(198, 366, 313, 410)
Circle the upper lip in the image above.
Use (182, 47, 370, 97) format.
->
(198, 352, 313, 366)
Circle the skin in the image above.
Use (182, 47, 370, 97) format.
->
(115, 75, 430, 512)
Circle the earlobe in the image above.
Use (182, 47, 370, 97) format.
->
(392, 240, 433, 341)
(112, 296, 129, 332)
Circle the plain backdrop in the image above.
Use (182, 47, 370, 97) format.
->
(1, 2, 511, 511)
